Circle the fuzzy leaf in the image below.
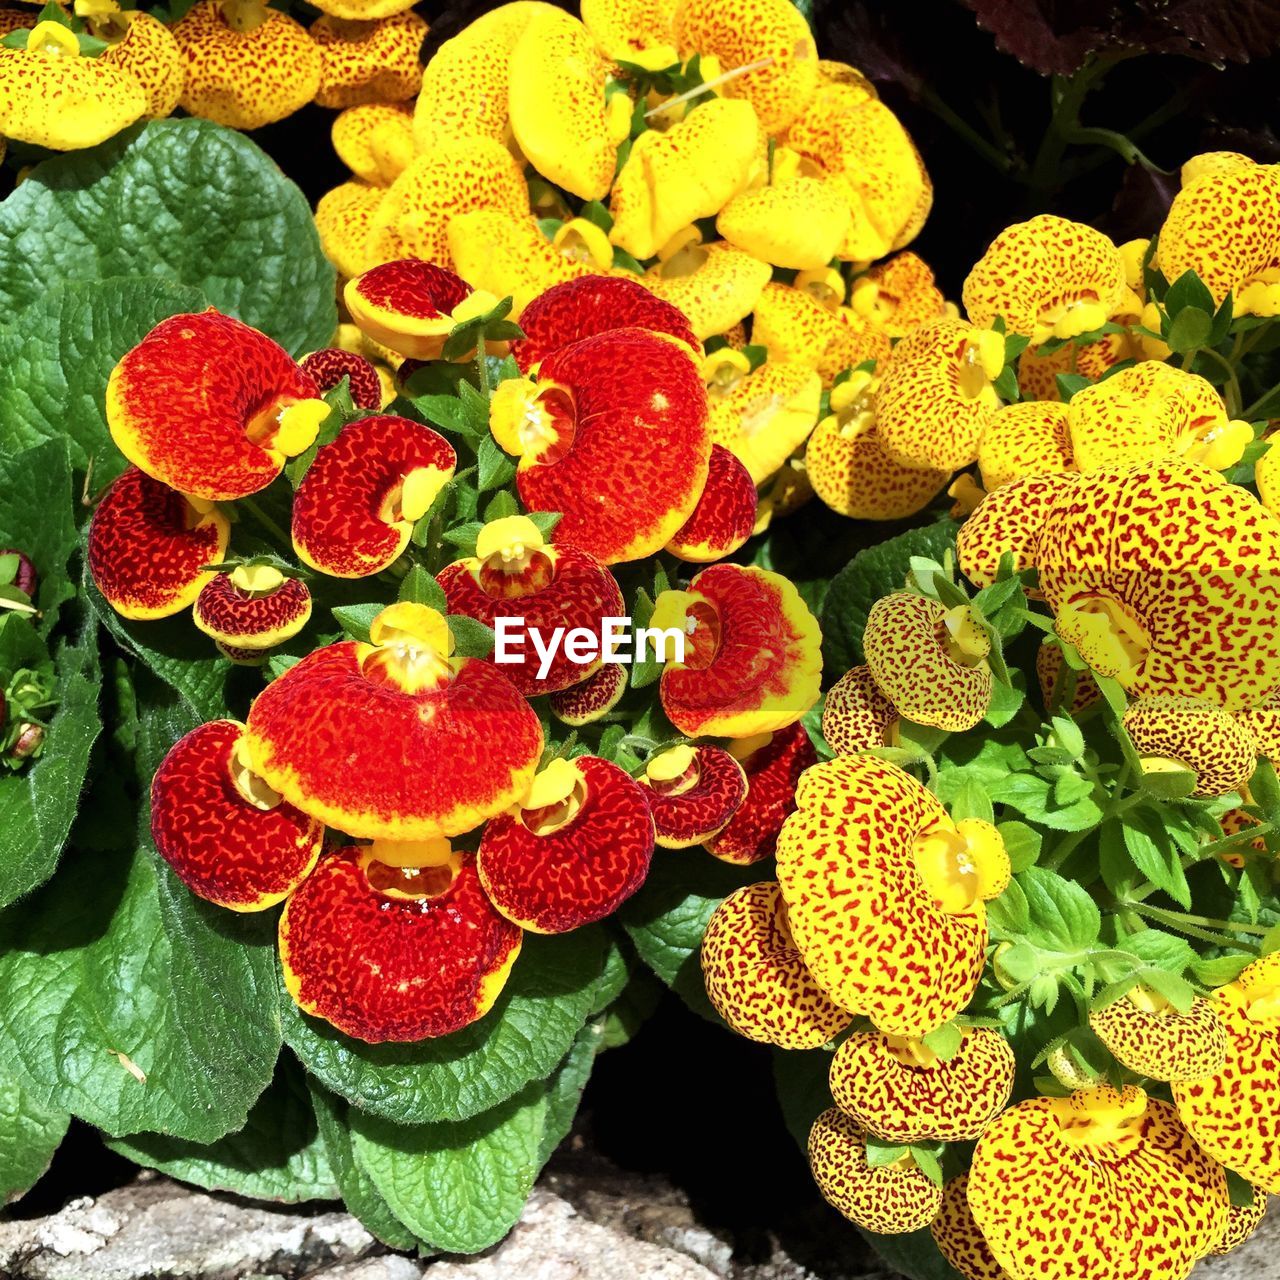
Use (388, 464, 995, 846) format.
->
(0, 691, 281, 1142)
(0, 619, 102, 907)
(349, 1029, 600, 1255)
(283, 928, 608, 1126)
(0, 1073, 69, 1205)
(107, 1059, 337, 1203)
(0, 120, 335, 355)
(0, 279, 207, 485)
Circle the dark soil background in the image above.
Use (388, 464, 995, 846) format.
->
(8, 0, 1280, 1266)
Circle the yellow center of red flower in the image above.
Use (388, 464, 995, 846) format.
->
(358, 603, 454, 694)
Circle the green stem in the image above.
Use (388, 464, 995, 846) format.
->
(1123, 901, 1263, 952)
(475, 332, 490, 399)
(239, 497, 290, 548)
(1195, 347, 1243, 418)
(1043, 767, 1136, 872)
(1242, 379, 1280, 421)
(915, 84, 1017, 175)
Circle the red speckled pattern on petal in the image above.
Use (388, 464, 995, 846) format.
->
(246, 641, 542, 840)
(478, 756, 655, 933)
(514, 328, 710, 565)
(107, 312, 320, 501)
(667, 445, 757, 563)
(279, 847, 523, 1042)
(706, 721, 817, 864)
(659, 565, 822, 739)
(511, 275, 698, 372)
(438, 547, 624, 695)
(300, 348, 383, 411)
(88, 467, 229, 620)
(151, 720, 322, 910)
(193, 575, 312, 648)
(351, 258, 472, 320)
(548, 662, 627, 725)
(292, 415, 456, 578)
(643, 745, 748, 848)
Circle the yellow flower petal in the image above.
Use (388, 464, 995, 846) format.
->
(610, 97, 760, 261)
(331, 102, 414, 187)
(311, 11, 425, 109)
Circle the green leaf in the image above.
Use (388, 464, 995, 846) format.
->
(1124, 928, 1195, 973)
(1138, 767, 1199, 800)
(921, 1021, 962, 1061)
(820, 520, 959, 676)
(865, 1137, 910, 1168)
(448, 614, 496, 659)
(1162, 270, 1216, 323)
(1017, 867, 1101, 950)
(283, 928, 607, 1126)
(1122, 807, 1191, 909)
(477, 435, 517, 491)
(0, 1072, 69, 1205)
(620, 852, 764, 1020)
(85, 559, 233, 722)
(107, 1059, 337, 1203)
(331, 602, 382, 643)
(998, 820, 1042, 872)
(1054, 373, 1091, 402)
(310, 1083, 427, 1252)
(0, 439, 79, 632)
(1190, 953, 1252, 986)
(1167, 307, 1212, 353)
(0, 620, 102, 907)
(0, 121, 335, 355)
(0, 279, 207, 484)
(398, 565, 447, 609)
(349, 1030, 598, 1255)
(0, 691, 281, 1142)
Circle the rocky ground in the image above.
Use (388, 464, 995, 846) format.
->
(0, 1136, 1273, 1280)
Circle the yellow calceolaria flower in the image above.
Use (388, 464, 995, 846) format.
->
(369, 137, 530, 268)
(716, 148, 853, 271)
(448, 209, 616, 319)
(705, 358, 822, 485)
(507, 7, 631, 201)
(641, 229, 771, 341)
(331, 102, 414, 187)
(809, 1107, 943, 1235)
(412, 2, 554, 154)
(171, 0, 321, 131)
(963, 214, 1126, 346)
(751, 282, 890, 386)
(1174, 952, 1280, 1194)
(310, 11, 426, 109)
(1037, 462, 1280, 712)
(849, 251, 947, 338)
(806, 372, 951, 521)
(783, 78, 929, 262)
(1159, 154, 1280, 315)
(0, 19, 146, 149)
(968, 1086, 1229, 1280)
(977, 400, 1075, 492)
(1067, 362, 1253, 473)
(875, 318, 1006, 473)
(829, 1027, 1016, 1145)
(314, 179, 383, 278)
(671, 0, 817, 133)
(75, 0, 183, 119)
(609, 96, 760, 262)
(776, 755, 1009, 1037)
(1090, 983, 1228, 1082)
(580, 0, 677, 67)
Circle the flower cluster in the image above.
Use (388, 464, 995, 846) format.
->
(701, 150, 1280, 1280)
(313, 0, 959, 532)
(88, 266, 827, 1043)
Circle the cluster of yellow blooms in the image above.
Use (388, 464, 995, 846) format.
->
(312, 0, 954, 530)
(696, 145, 1280, 1278)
